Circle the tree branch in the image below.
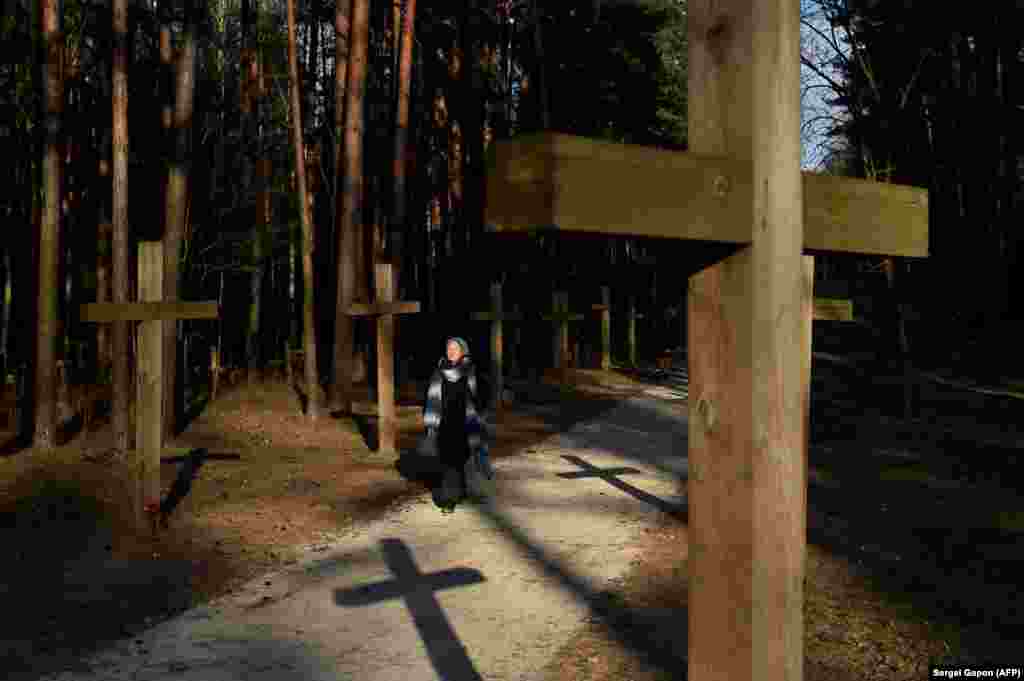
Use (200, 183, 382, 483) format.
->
(800, 55, 847, 97)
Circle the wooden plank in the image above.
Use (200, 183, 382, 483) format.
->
(812, 298, 854, 322)
(803, 172, 928, 257)
(136, 242, 163, 532)
(685, 2, 807, 679)
(509, 302, 522, 378)
(599, 286, 611, 370)
(545, 291, 579, 371)
(487, 133, 751, 245)
(485, 133, 928, 258)
(489, 282, 504, 411)
(626, 294, 639, 367)
(350, 401, 422, 417)
(470, 300, 525, 322)
(375, 264, 397, 455)
(81, 301, 218, 322)
(348, 301, 421, 316)
(540, 311, 584, 322)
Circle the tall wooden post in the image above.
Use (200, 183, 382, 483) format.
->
(348, 262, 420, 454)
(686, 2, 808, 679)
(376, 264, 396, 454)
(553, 291, 569, 369)
(81, 242, 218, 532)
(472, 281, 523, 412)
(137, 242, 164, 530)
(490, 283, 504, 408)
(509, 302, 522, 377)
(541, 291, 583, 387)
(626, 294, 642, 367)
(596, 286, 611, 370)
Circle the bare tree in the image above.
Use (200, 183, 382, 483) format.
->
(333, 0, 370, 411)
(531, 0, 550, 130)
(390, 0, 417, 277)
(286, 0, 320, 418)
(241, 0, 265, 382)
(162, 0, 197, 438)
(110, 0, 132, 452)
(34, 0, 64, 450)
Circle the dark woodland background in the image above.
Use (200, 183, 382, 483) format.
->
(1, 0, 1022, 449)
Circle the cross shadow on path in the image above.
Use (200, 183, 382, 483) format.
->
(334, 538, 487, 681)
(557, 454, 687, 519)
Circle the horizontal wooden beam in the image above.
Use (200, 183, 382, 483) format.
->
(348, 302, 421, 316)
(486, 133, 928, 258)
(471, 312, 524, 321)
(812, 298, 854, 322)
(350, 401, 423, 417)
(80, 301, 219, 322)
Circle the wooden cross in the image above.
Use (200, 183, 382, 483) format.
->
(348, 262, 421, 455)
(813, 298, 854, 322)
(592, 286, 611, 370)
(334, 538, 485, 680)
(507, 301, 523, 377)
(812, 280, 855, 322)
(471, 281, 523, 413)
(556, 454, 684, 518)
(625, 294, 645, 367)
(541, 290, 583, 373)
(80, 241, 219, 531)
(485, 2, 928, 677)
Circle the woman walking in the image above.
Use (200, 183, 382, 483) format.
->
(422, 337, 489, 512)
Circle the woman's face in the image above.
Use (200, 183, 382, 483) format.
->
(446, 341, 464, 363)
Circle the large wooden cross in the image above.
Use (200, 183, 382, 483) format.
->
(348, 262, 421, 455)
(625, 294, 645, 367)
(80, 241, 219, 531)
(542, 290, 584, 373)
(614, 259, 655, 367)
(592, 286, 611, 370)
(471, 281, 523, 413)
(484, 2, 927, 678)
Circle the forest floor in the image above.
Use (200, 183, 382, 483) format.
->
(0, 355, 1022, 680)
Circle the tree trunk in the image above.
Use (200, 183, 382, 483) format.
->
(286, 0, 320, 419)
(882, 257, 912, 417)
(392, 0, 402, 78)
(257, 31, 272, 369)
(447, 38, 465, 262)
(242, 0, 263, 382)
(34, 0, 63, 450)
(162, 0, 196, 439)
(460, 1, 484, 259)
(530, 0, 550, 130)
(1, 250, 11, 376)
(390, 0, 416, 283)
(334, 0, 369, 411)
(306, 2, 319, 135)
(330, 0, 351, 406)
(109, 0, 132, 452)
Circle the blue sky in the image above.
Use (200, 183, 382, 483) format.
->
(800, 0, 848, 170)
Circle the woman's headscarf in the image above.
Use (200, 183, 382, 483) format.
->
(446, 337, 470, 360)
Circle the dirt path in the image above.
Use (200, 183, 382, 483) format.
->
(3, 360, 1022, 680)
(26, 393, 686, 681)
(541, 357, 1024, 681)
(0, 370, 650, 680)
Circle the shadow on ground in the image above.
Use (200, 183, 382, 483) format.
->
(4, 360, 1023, 678)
